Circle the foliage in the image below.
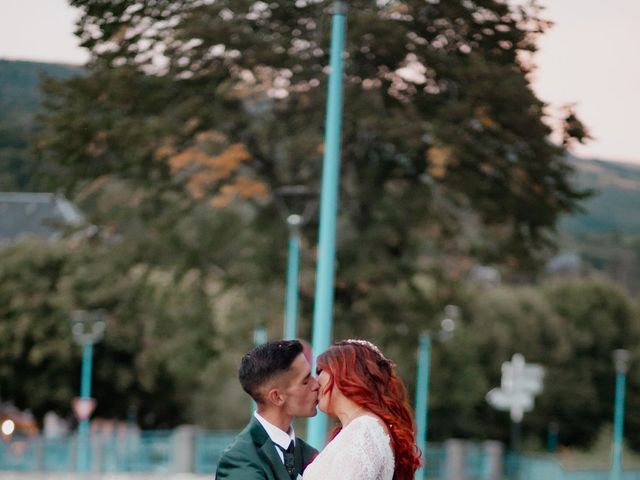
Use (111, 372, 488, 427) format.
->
(8, 1, 635, 450)
(425, 278, 640, 450)
(0, 225, 219, 427)
(31, 2, 593, 428)
(41, 0, 588, 266)
(541, 278, 640, 450)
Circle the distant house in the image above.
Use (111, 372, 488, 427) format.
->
(0, 192, 84, 245)
(468, 264, 501, 286)
(545, 251, 583, 276)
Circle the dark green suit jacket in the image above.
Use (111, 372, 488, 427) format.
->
(215, 417, 318, 480)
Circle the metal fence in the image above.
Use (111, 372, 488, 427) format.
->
(517, 456, 640, 480)
(0, 432, 450, 476)
(4, 431, 640, 479)
(0, 431, 180, 473)
(194, 432, 241, 474)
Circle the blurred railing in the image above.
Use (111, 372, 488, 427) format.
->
(0, 430, 183, 473)
(193, 431, 239, 474)
(516, 455, 640, 480)
(9, 432, 640, 480)
(0, 431, 452, 476)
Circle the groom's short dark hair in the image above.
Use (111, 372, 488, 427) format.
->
(239, 339, 304, 403)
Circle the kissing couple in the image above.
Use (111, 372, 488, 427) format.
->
(216, 339, 421, 480)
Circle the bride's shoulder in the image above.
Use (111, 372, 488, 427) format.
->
(351, 414, 390, 437)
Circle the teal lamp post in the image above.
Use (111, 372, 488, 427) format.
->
(275, 186, 316, 340)
(414, 333, 432, 480)
(307, 0, 348, 449)
(415, 305, 458, 480)
(611, 349, 630, 480)
(70, 309, 107, 473)
(251, 325, 269, 412)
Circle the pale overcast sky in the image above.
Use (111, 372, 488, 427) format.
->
(0, 0, 638, 165)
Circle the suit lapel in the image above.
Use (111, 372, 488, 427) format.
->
(260, 440, 291, 480)
(293, 441, 304, 475)
(249, 417, 292, 480)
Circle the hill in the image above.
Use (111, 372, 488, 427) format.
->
(0, 59, 81, 189)
(561, 157, 640, 236)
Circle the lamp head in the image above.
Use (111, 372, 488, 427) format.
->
(613, 349, 631, 373)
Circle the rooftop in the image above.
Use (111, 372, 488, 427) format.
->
(0, 192, 84, 245)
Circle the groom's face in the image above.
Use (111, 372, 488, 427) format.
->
(280, 353, 319, 418)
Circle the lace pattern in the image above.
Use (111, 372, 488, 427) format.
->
(303, 415, 394, 480)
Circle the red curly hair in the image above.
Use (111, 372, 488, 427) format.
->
(316, 340, 421, 480)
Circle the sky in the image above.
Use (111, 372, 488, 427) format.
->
(0, 0, 638, 165)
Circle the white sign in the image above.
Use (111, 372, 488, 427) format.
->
(72, 397, 97, 421)
(501, 354, 544, 394)
(486, 353, 544, 423)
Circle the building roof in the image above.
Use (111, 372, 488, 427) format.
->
(0, 192, 84, 245)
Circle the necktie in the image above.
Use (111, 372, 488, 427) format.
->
(276, 441, 297, 480)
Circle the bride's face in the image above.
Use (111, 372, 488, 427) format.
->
(316, 369, 335, 416)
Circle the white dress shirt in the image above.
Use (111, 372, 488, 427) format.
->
(254, 411, 296, 463)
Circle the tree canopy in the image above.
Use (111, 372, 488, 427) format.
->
(41, 0, 588, 265)
(6, 0, 627, 450)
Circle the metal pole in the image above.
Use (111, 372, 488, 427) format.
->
(284, 231, 301, 339)
(252, 326, 268, 413)
(611, 349, 630, 480)
(77, 341, 93, 472)
(307, 0, 347, 449)
(414, 333, 431, 480)
(547, 422, 559, 453)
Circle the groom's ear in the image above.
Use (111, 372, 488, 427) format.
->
(265, 387, 285, 407)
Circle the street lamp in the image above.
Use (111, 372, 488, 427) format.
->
(307, 0, 348, 449)
(414, 305, 459, 480)
(611, 349, 630, 480)
(70, 309, 107, 473)
(275, 185, 316, 340)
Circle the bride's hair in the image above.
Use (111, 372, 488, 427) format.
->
(316, 340, 421, 480)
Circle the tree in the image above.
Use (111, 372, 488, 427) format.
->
(35, 0, 591, 374)
(423, 278, 640, 450)
(0, 231, 219, 427)
(541, 278, 640, 450)
(40, 0, 587, 263)
(26, 0, 599, 432)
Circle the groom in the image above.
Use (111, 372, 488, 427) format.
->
(216, 339, 320, 480)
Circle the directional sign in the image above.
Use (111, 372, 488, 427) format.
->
(72, 397, 97, 421)
(487, 389, 533, 422)
(501, 354, 544, 394)
(487, 353, 545, 423)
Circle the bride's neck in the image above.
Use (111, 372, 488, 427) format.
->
(335, 397, 367, 427)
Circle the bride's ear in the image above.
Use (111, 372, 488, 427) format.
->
(265, 387, 285, 407)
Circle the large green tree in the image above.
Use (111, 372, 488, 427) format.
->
(35, 0, 590, 364)
(425, 278, 640, 450)
(40, 0, 587, 258)
(0, 219, 220, 427)
(24, 0, 601, 434)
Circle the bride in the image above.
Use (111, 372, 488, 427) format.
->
(303, 340, 420, 480)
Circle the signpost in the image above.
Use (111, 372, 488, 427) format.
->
(70, 309, 107, 473)
(486, 353, 544, 451)
(72, 397, 97, 423)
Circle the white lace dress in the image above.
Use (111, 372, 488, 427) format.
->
(303, 415, 394, 480)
